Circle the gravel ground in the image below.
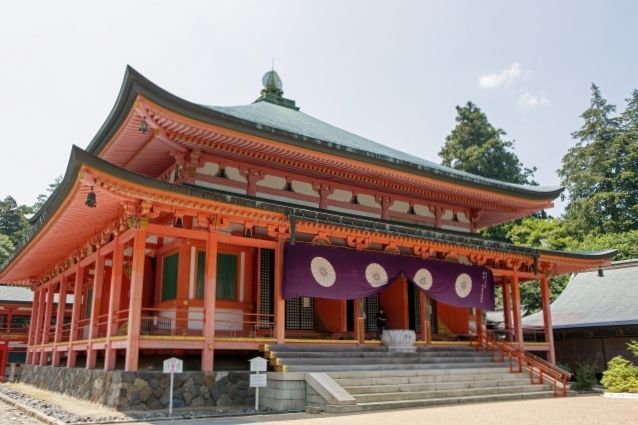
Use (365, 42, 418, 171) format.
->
(0, 383, 273, 424)
(0, 396, 45, 425)
(2, 383, 637, 425)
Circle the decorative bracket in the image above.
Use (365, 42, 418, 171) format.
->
(347, 235, 370, 250)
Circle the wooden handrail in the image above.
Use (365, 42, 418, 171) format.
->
(472, 326, 571, 397)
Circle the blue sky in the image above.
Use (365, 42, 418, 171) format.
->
(1, 1, 637, 216)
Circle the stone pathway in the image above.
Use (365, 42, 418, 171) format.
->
(129, 395, 638, 425)
(0, 396, 44, 425)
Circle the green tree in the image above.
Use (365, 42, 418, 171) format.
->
(440, 102, 538, 242)
(572, 230, 638, 260)
(32, 175, 62, 213)
(507, 217, 573, 251)
(559, 85, 638, 237)
(439, 101, 537, 185)
(0, 196, 31, 246)
(506, 217, 571, 313)
(0, 233, 14, 264)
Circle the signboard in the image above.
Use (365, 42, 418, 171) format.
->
(249, 373, 267, 388)
(163, 357, 183, 374)
(249, 356, 268, 410)
(249, 356, 268, 372)
(163, 357, 183, 417)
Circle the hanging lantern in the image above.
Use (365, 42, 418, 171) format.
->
(351, 194, 359, 205)
(139, 117, 149, 134)
(174, 216, 183, 228)
(407, 204, 416, 215)
(215, 167, 227, 178)
(283, 181, 294, 192)
(85, 187, 97, 208)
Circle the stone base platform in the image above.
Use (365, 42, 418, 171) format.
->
(19, 365, 254, 411)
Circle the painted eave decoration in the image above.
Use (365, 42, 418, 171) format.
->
(0, 145, 615, 288)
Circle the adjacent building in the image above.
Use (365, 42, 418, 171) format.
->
(523, 259, 638, 373)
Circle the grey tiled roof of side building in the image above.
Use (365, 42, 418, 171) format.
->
(206, 101, 559, 195)
(0, 285, 73, 304)
(523, 259, 638, 328)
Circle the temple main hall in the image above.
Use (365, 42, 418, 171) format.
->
(0, 67, 614, 409)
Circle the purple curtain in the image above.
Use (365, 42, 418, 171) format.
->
(283, 243, 494, 311)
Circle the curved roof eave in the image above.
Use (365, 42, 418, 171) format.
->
(1, 147, 84, 279)
(84, 65, 564, 202)
(2, 146, 613, 285)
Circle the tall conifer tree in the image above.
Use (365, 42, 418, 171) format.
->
(439, 101, 537, 185)
(559, 85, 638, 236)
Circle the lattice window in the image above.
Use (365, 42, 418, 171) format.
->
(285, 297, 315, 330)
(414, 289, 422, 333)
(258, 248, 274, 328)
(364, 294, 379, 331)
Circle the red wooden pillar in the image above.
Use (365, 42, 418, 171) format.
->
(33, 285, 49, 365)
(476, 308, 484, 347)
(105, 235, 123, 370)
(201, 231, 218, 372)
(40, 282, 56, 365)
(540, 275, 556, 364)
(67, 265, 86, 368)
(32, 287, 47, 363)
(125, 225, 148, 372)
(0, 341, 7, 379)
(176, 242, 192, 333)
(501, 281, 513, 341)
(274, 239, 285, 344)
(511, 273, 524, 351)
(86, 250, 105, 369)
(26, 287, 41, 364)
(36, 287, 48, 365)
(42, 282, 56, 343)
(52, 275, 69, 366)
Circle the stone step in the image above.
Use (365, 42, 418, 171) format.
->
(332, 370, 519, 386)
(266, 344, 476, 353)
(267, 344, 388, 353)
(342, 377, 533, 394)
(323, 390, 554, 413)
(284, 361, 503, 372)
(272, 350, 492, 359)
(327, 366, 513, 380)
(352, 384, 547, 403)
(279, 355, 494, 365)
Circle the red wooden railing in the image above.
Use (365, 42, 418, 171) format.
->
(472, 326, 571, 396)
(0, 325, 28, 335)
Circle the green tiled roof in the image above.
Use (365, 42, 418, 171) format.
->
(84, 66, 562, 200)
(206, 101, 561, 197)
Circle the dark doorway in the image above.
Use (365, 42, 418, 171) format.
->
(346, 299, 354, 332)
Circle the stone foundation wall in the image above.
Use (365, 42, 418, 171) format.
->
(259, 372, 308, 411)
(19, 365, 254, 411)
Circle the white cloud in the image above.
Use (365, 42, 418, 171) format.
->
(478, 63, 522, 89)
(518, 92, 550, 108)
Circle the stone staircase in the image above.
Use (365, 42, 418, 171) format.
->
(263, 344, 554, 412)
